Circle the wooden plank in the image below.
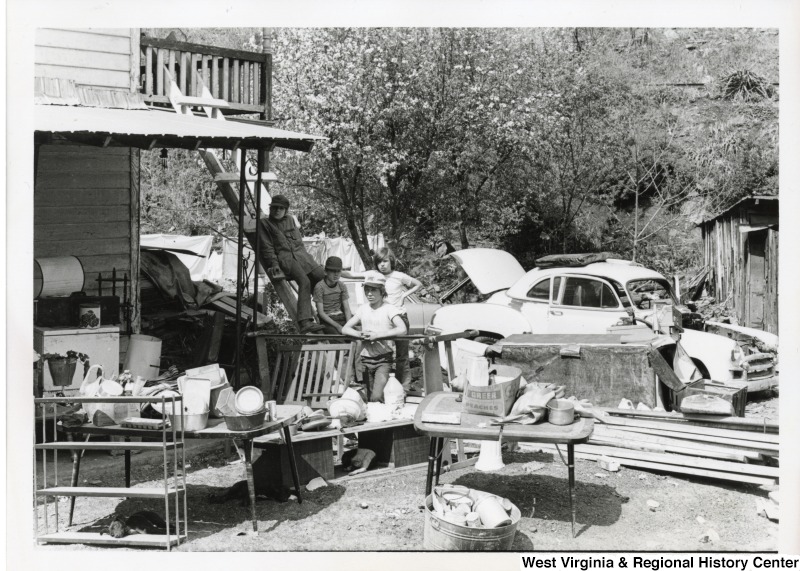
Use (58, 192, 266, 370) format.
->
(35, 64, 131, 90)
(573, 443, 779, 477)
(588, 434, 749, 462)
(36, 178, 131, 193)
(222, 57, 230, 100)
(140, 36, 267, 62)
(602, 408, 779, 433)
(35, 206, 130, 225)
(212, 55, 220, 98)
(527, 443, 776, 486)
(600, 415, 779, 444)
(179, 51, 188, 94)
(33, 189, 128, 207)
(32, 224, 130, 242)
(53, 28, 133, 38)
(594, 425, 760, 461)
(601, 425, 779, 453)
(36, 29, 132, 53)
(232, 60, 239, 102)
(155, 48, 165, 96)
(35, 46, 131, 71)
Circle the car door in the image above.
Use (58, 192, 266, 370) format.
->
(518, 276, 559, 333)
(546, 275, 627, 334)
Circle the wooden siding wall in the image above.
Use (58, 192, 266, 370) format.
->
(702, 202, 779, 334)
(35, 146, 138, 313)
(35, 28, 139, 91)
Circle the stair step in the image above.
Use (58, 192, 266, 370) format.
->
(37, 486, 184, 498)
(174, 95, 229, 108)
(38, 531, 186, 548)
(214, 172, 278, 183)
(35, 442, 183, 451)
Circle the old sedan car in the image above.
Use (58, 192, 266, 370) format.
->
(429, 249, 777, 392)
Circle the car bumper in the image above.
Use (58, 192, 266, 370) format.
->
(745, 374, 778, 393)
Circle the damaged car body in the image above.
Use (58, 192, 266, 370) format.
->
(430, 249, 777, 393)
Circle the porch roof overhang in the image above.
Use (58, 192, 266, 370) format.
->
(34, 104, 324, 152)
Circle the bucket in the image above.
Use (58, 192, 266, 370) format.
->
(123, 334, 162, 381)
(34, 256, 85, 299)
(423, 495, 520, 551)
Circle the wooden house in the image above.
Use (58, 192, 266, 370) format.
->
(34, 28, 320, 335)
(700, 196, 778, 333)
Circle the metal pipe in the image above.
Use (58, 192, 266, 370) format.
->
(253, 150, 263, 337)
(235, 151, 247, 389)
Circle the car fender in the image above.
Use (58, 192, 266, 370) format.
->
(678, 328, 737, 382)
(430, 303, 531, 338)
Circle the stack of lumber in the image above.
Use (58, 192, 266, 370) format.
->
(533, 408, 779, 486)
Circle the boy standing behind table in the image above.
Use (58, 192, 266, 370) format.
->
(342, 271, 407, 402)
(313, 256, 353, 335)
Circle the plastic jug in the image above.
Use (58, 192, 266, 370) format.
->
(383, 373, 405, 409)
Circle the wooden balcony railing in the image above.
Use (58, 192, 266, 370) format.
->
(139, 36, 271, 119)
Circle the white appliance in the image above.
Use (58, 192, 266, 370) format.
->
(34, 325, 120, 394)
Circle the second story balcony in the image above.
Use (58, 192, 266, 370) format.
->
(140, 35, 272, 120)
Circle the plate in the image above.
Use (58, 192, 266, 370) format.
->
(235, 386, 265, 415)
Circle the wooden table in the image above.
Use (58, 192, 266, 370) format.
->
(413, 392, 594, 537)
(58, 405, 303, 534)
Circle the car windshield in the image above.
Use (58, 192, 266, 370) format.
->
(625, 279, 676, 310)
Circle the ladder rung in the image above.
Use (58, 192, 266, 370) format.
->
(37, 486, 184, 498)
(35, 442, 183, 451)
(174, 95, 229, 108)
(215, 172, 278, 183)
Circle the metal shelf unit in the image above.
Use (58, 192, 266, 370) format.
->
(34, 395, 188, 550)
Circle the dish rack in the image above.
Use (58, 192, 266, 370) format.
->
(34, 395, 188, 550)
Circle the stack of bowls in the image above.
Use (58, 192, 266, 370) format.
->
(223, 386, 267, 431)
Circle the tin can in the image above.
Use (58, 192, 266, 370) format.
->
(266, 400, 277, 422)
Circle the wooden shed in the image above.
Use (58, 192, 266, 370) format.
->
(700, 196, 778, 334)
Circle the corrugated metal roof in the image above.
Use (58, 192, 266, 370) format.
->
(35, 104, 324, 152)
(700, 195, 779, 225)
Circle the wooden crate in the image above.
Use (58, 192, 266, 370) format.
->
(358, 425, 429, 468)
(669, 380, 747, 417)
(255, 436, 334, 488)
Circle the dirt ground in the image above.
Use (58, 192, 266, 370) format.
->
(34, 392, 779, 553)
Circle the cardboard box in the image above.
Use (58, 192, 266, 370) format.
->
(463, 365, 521, 417)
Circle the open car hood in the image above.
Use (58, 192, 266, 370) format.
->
(448, 248, 526, 295)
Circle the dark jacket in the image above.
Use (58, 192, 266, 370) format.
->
(260, 215, 320, 274)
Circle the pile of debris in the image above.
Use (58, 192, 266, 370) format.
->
(533, 408, 778, 487)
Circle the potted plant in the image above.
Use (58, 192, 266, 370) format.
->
(42, 351, 89, 387)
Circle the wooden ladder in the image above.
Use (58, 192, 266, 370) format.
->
(161, 68, 301, 324)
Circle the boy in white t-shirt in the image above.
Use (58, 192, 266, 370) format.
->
(342, 271, 407, 402)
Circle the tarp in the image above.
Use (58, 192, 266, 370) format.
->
(141, 234, 213, 281)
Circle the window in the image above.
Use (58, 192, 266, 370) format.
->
(526, 279, 550, 301)
(626, 279, 674, 309)
(561, 277, 618, 309)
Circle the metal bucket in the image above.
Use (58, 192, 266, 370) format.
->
(34, 256, 85, 299)
(423, 495, 521, 551)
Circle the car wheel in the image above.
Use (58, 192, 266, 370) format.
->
(691, 358, 710, 380)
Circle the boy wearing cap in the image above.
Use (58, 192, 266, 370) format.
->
(260, 194, 325, 334)
(342, 271, 407, 402)
(313, 256, 352, 334)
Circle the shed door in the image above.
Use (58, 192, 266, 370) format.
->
(747, 230, 767, 329)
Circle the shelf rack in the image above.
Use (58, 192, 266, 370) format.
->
(34, 395, 188, 550)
